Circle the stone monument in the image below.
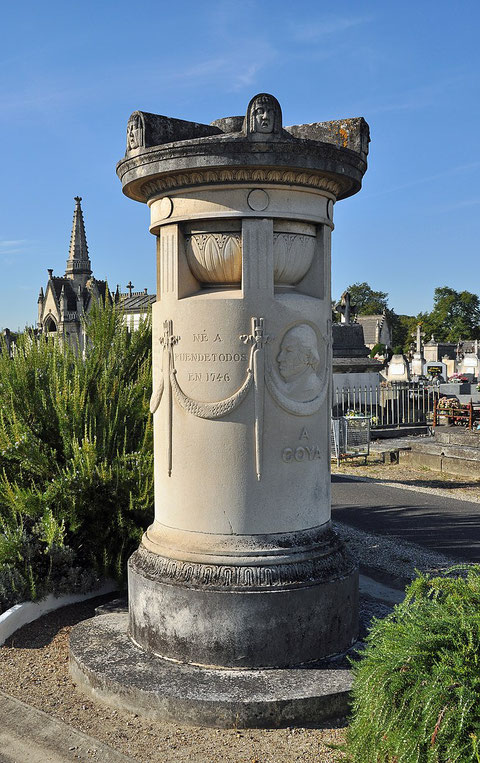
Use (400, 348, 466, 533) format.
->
(332, 291, 382, 404)
(70, 94, 370, 726)
(410, 323, 426, 377)
(387, 353, 411, 382)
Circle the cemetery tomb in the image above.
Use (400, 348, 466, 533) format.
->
(70, 93, 370, 726)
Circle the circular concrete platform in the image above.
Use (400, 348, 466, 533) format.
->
(69, 613, 353, 728)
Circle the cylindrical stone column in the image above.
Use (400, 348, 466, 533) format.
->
(117, 94, 370, 669)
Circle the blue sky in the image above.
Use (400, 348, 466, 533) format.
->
(1, 0, 479, 329)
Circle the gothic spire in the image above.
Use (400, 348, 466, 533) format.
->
(65, 196, 92, 281)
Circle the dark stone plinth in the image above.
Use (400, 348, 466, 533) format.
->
(127, 539, 358, 669)
(69, 614, 353, 728)
(439, 382, 471, 395)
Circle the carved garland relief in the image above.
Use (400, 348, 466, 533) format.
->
(150, 317, 329, 478)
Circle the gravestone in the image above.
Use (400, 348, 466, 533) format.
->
(70, 93, 370, 726)
(426, 360, 447, 381)
(386, 353, 410, 382)
(332, 292, 381, 405)
(460, 352, 480, 380)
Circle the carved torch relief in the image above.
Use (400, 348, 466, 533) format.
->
(149, 317, 327, 478)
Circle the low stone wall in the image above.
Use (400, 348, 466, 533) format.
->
(401, 427, 480, 478)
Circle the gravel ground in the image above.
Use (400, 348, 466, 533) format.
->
(0, 458, 471, 763)
(0, 521, 457, 763)
(0, 596, 352, 763)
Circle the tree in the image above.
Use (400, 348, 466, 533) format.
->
(345, 282, 389, 315)
(421, 287, 480, 343)
(389, 313, 418, 355)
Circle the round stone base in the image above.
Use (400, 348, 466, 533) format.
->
(69, 613, 353, 728)
(128, 532, 358, 668)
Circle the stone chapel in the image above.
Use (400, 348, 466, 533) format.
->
(37, 197, 155, 347)
(37, 196, 110, 349)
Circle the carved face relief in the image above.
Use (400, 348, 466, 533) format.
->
(126, 114, 144, 151)
(253, 102, 275, 133)
(246, 93, 282, 136)
(276, 325, 322, 402)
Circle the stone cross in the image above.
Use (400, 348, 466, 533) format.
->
(415, 323, 425, 354)
(335, 290, 355, 325)
(126, 280, 134, 297)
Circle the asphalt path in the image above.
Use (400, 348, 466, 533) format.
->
(332, 475, 480, 563)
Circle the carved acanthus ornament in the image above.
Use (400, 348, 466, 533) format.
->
(184, 233, 242, 285)
(140, 168, 344, 200)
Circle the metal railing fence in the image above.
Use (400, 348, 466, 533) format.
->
(332, 381, 439, 429)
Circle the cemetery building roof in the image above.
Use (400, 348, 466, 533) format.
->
(119, 292, 156, 313)
(356, 314, 389, 346)
(332, 322, 382, 373)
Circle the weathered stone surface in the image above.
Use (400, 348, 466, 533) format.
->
(68, 93, 370, 706)
(70, 613, 353, 728)
(285, 117, 370, 158)
(403, 427, 480, 477)
(128, 535, 358, 668)
(332, 324, 370, 358)
(119, 95, 369, 203)
(434, 427, 480, 446)
(116, 93, 369, 673)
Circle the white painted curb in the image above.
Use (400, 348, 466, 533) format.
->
(0, 580, 120, 645)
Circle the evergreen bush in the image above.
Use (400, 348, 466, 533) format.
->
(0, 301, 153, 612)
(370, 342, 386, 359)
(348, 566, 480, 762)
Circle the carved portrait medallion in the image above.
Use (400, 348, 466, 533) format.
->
(276, 324, 321, 403)
(266, 322, 328, 415)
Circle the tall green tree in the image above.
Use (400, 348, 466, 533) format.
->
(420, 286, 480, 342)
(345, 282, 389, 315)
(389, 313, 418, 355)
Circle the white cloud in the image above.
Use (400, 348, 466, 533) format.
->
(0, 239, 30, 255)
(292, 15, 373, 42)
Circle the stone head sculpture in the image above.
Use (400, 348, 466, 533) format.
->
(126, 112, 145, 152)
(246, 93, 283, 137)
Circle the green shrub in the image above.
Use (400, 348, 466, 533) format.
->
(0, 300, 154, 611)
(370, 343, 386, 359)
(348, 566, 480, 762)
(0, 509, 97, 612)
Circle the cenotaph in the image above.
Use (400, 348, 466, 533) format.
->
(70, 94, 370, 726)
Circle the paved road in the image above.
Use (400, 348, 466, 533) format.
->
(332, 475, 480, 562)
